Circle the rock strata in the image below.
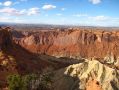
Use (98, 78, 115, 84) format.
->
(13, 29, 119, 64)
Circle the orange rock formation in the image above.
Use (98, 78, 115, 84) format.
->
(14, 29, 119, 60)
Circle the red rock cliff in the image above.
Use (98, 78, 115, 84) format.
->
(13, 29, 119, 59)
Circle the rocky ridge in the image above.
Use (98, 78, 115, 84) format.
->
(53, 59, 119, 90)
(13, 29, 119, 61)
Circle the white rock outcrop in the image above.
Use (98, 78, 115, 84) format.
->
(53, 60, 119, 90)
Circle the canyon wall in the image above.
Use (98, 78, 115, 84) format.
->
(0, 27, 12, 50)
(0, 26, 119, 90)
(13, 29, 119, 60)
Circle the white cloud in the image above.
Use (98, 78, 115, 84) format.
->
(42, 4, 56, 10)
(0, 17, 9, 22)
(85, 15, 119, 26)
(27, 7, 40, 15)
(0, 7, 25, 15)
(0, 17, 25, 23)
(88, 16, 109, 21)
(3, 1, 12, 6)
(61, 8, 66, 11)
(19, 9, 26, 15)
(13, 1, 20, 5)
(0, 7, 40, 16)
(20, 0, 28, 1)
(73, 14, 88, 17)
(56, 13, 62, 16)
(89, 0, 101, 4)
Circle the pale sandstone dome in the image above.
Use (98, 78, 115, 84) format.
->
(53, 60, 119, 90)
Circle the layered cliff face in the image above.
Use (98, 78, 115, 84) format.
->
(0, 27, 72, 87)
(1, 26, 119, 90)
(13, 29, 119, 60)
(53, 60, 119, 90)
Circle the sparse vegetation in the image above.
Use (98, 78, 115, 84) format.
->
(7, 74, 23, 90)
(7, 69, 54, 90)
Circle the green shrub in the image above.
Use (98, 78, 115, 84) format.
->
(7, 71, 54, 90)
(7, 74, 23, 90)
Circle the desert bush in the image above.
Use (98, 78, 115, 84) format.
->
(7, 70, 54, 90)
(7, 74, 23, 90)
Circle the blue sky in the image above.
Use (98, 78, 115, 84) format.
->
(0, 0, 119, 26)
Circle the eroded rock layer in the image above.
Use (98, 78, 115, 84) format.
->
(0, 27, 72, 87)
(13, 29, 119, 60)
(53, 60, 119, 90)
